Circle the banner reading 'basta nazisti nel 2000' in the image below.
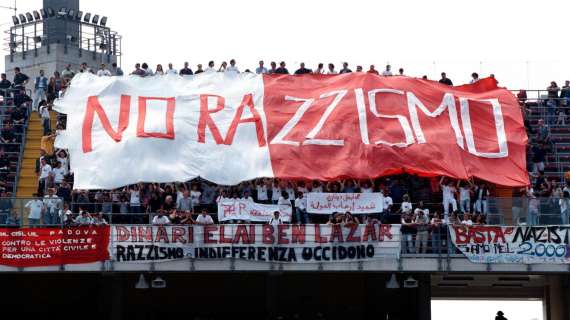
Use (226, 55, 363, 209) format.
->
(55, 73, 528, 189)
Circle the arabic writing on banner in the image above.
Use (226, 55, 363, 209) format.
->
(0, 226, 110, 267)
(111, 224, 400, 263)
(217, 198, 292, 222)
(307, 193, 383, 214)
(449, 225, 570, 264)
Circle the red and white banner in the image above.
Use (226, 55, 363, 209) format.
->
(0, 226, 110, 267)
(217, 198, 292, 222)
(307, 193, 383, 214)
(56, 73, 528, 189)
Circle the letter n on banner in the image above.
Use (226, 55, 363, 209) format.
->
(82, 95, 130, 153)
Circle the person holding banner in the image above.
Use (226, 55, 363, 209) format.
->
(440, 177, 458, 222)
(268, 211, 282, 226)
(277, 191, 292, 219)
(195, 209, 214, 225)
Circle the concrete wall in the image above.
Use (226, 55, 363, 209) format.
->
(4, 43, 116, 79)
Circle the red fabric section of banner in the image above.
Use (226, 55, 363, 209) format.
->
(263, 74, 528, 186)
(0, 226, 110, 267)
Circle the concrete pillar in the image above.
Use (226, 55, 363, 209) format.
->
(545, 275, 568, 320)
(417, 274, 431, 320)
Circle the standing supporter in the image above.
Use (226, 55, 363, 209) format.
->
(155, 64, 164, 75)
(141, 63, 153, 76)
(277, 191, 292, 218)
(61, 64, 75, 82)
(381, 190, 393, 222)
(561, 80, 570, 106)
(12, 67, 29, 89)
(382, 65, 392, 76)
(294, 192, 309, 224)
(165, 63, 178, 75)
(474, 183, 490, 215)
(76, 210, 94, 225)
(458, 181, 472, 213)
(438, 72, 453, 85)
(96, 64, 112, 76)
(367, 65, 379, 75)
(271, 180, 281, 204)
(131, 63, 145, 76)
(51, 161, 65, 186)
(152, 208, 171, 225)
(339, 62, 352, 74)
(0, 190, 12, 225)
(414, 208, 430, 253)
(43, 188, 61, 225)
(327, 63, 337, 74)
(440, 177, 457, 221)
(205, 61, 216, 72)
(398, 68, 405, 76)
(470, 72, 479, 83)
(268, 211, 283, 226)
(180, 62, 194, 75)
(430, 212, 444, 253)
(267, 61, 277, 74)
(400, 211, 416, 253)
(37, 158, 52, 195)
(256, 61, 268, 74)
(40, 103, 51, 135)
(560, 191, 570, 224)
(25, 194, 43, 226)
(313, 63, 325, 74)
(225, 59, 240, 73)
(256, 179, 269, 203)
(294, 63, 312, 75)
(531, 143, 547, 174)
(0, 73, 11, 97)
(399, 194, 413, 215)
(47, 71, 64, 102)
(194, 64, 204, 74)
(461, 212, 473, 226)
(218, 61, 227, 72)
(190, 184, 201, 211)
(33, 70, 48, 112)
(111, 62, 123, 76)
(275, 61, 289, 74)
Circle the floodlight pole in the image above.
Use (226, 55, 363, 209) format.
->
(0, 0, 17, 16)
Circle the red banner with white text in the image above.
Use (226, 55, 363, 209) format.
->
(55, 73, 528, 189)
(0, 226, 110, 267)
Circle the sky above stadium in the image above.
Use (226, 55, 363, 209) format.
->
(0, 0, 569, 91)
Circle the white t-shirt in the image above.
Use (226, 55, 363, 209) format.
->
(559, 198, 569, 213)
(278, 196, 292, 214)
(130, 190, 140, 206)
(272, 187, 281, 201)
(442, 185, 456, 200)
(414, 207, 430, 216)
(195, 214, 214, 225)
(152, 215, 170, 225)
(190, 190, 201, 206)
(52, 167, 65, 183)
(225, 66, 240, 73)
(286, 187, 295, 200)
(459, 187, 470, 200)
(311, 186, 323, 193)
(165, 69, 178, 75)
(269, 217, 282, 226)
(40, 164, 52, 179)
(401, 202, 412, 213)
(361, 187, 373, 193)
(382, 70, 393, 76)
(57, 156, 69, 174)
(242, 196, 254, 202)
(256, 185, 268, 201)
(97, 69, 112, 76)
(295, 197, 307, 211)
(40, 107, 50, 120)
(43, 195, 61, 211)
(461, 219, 473, 226)
(25, 199, 43, 219)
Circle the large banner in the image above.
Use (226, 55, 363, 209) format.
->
(111, 224, 400, 263)
(0, 226, 110, 267)
(217, 198, 292, 222)
(449, 225, 570, 264)
(307, 193, 383, 214)
(55, 73, 528, 189)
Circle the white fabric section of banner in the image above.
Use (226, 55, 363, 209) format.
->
(306, 193, 384, 214)
(110, 224, 401, 263)
(54, 72, 273, 189)
(217, 198, 292, 222)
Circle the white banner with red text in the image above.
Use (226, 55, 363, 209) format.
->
(110, 224, 400, 263)
(449, 225, 570, 264)
(217, 198, 292, 222)
(307, 192, 383, 214)
(55, 72, 528, 189)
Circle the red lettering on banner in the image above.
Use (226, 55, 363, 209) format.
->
(362, 224, 377, 241)
(263, 225, 275, 244)
(314, 224, 328, 243)
(136, 97, 175, 139)
(379, 225, 393, 241)
(248, 225, 256, 243)
(115, 226, 130, 242)
(224, 93, 267, 147)
(171, 226, 186, 244)
(155, 226, 169, 243)
(187, 226, 193, 243)
(82, 95, 130, 153)
(291, 225, 306, 244)
(346, 224, 361, 242)
(453, 225, 506, 244)
(233, 225, 251, 244)
(137, 226, 153, 242)
(330, 224, 344, 242)
(219, 225, 233, 243)
(203, 225, 218, 244)
(198, 94, 225, 144)
(277, 224, 290, 244)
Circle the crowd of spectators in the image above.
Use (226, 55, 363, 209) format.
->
(0, 61, 568, 235)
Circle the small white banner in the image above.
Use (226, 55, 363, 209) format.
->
(307, 193, 383, 214)
(217, 198, 292, 222)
